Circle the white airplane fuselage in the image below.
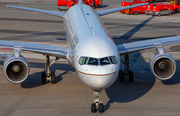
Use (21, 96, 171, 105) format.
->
(64, 4, 120, 89)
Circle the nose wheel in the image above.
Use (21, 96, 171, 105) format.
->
(119, 54, 134, 82)
(91, 90, 104, 113)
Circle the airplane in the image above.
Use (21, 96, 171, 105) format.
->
(0, 0, 179, 113)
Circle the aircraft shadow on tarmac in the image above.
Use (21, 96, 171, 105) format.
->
(56, 38, 66, 41)
(20, 62, 75, 88)
(112, 16, 178, 45)
(104, 72, 155, 111)
(162, 45, 180, 85)
(104, 16, 180, 112)
(100, 5, 109, 8)
(104, 59, 180, 112)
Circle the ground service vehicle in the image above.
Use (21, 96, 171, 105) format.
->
(57, 0, 77, 10)
(130, 0, 167, 3)
(172, 0, 180, 12)
(120, 2, 131, 13)
(84, 0, 96, 8)
(94, 0, 103, 8)
(120, 1, 148, 14)
(150, 0, 167, 2)
(57, 0, 102, 10)
(120, 0, 177, 15)
(151, 3, 174, 16)
(146, 0, 180, 15)
(146, 3, 174, 16)
(145, 3, 154, 14)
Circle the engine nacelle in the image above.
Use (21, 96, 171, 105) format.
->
(3, 55, 30, 83)
(150, 53, 176, 80)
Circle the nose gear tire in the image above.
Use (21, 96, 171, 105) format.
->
(98, 103, 104, 113)
(91, 103, 96, 113)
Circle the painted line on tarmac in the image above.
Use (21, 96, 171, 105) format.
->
(108, 28, 124, 32)
(0, 30, 64, 38)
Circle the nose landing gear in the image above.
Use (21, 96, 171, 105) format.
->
(91, 90, 104, 113)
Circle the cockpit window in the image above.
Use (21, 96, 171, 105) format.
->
(100, 57, 110, 65)
(78, 57, 88, 65)
(82, 57, 88, 64)
(78, 57, 83, 65)
(88, 57, 98, 65)
(109, 56, 118, 64)
(79, 56, 118, 66)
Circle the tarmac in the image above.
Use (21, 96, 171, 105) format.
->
(0, 0, 180, 115)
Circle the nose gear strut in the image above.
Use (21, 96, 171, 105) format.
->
(91, 90, 104, 113)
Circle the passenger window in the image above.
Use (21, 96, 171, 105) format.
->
(100, 57, 110, 65)
(109, 56, 118, 64)
(88, 58, 98, 65)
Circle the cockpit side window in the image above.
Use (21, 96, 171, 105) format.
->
(78, 57, 84, 65)
(78, 57, 88, 65)
(88, 57, 98, 65)
(100, 57, 111, 65)
(82, 57, 88, 64)
(109, 56, 118, 64)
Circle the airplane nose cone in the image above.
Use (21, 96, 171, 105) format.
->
(84, 68, 118, 89)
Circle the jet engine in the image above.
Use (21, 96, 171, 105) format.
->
(3, 55, 30, 83)
(150, 53, 176, 80)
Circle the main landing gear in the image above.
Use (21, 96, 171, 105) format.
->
(41, 55, 59, 84)
(91, 90, 104, 113)
(119, 54, 134, 82)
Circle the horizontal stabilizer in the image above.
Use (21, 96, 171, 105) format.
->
(97, 3, 149, 16)
(7, 5, 65, 17)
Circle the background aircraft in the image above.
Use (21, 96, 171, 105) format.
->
(0, 0, 179, 113)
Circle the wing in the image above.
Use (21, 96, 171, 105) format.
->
(97, 3, 149, 16)
(0, 40, 67, 58)
(117, 36, 180, 55)
(7, 5, 65, 17)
